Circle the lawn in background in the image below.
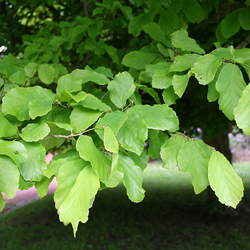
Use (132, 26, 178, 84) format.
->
(1, 163, 250, 250)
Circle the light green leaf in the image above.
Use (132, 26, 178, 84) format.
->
(117, 110, 148, 155)
(172, 73, 190, 97)
(177, 140, 213, 194)
(9, 70, 27, 85)
(24, 62, 38, 78)
(148, 130, 167, 160)
(131, 105, 179, 131)
(0, 112, 17, 138)
(70, 92, 111, 112)
(122, 51, 159, 70)
(215, 63, 246, 120)
(108, 72, 135, 108)
(38, 64, 56, 84)
(117, 105, 179, 155)
(0, 155, 20, 198)
(76, 135, 111, 183)
(171, 29, 205, 54)
(20, 123, 50, 142)
(162, 87, 179, 105)
(95, 111, 128, 139)
(57, 69, 109, 97)
(117, 153, 145, 203)
(207, 79, 219, 102)
(191, 54, 222, 85)
(0, 140, 27, 165)
(2, 86, 55, 121)
(0, 194, 5, 212)
(46, 106, 72, 131)
(19, 142, 46, 182)
(146, 62, 172, 89)
(54, 156, 99, 236)
(35, 177, 52, 198)
(70, 106, 102, 133)
(234, 83, 250, 135)
(104, 126, 119, 153)
(208, 150, 244, 208)
(44, 150, 79, 178)
(170, 54, 201, 72)
(160, 134, 188, 169)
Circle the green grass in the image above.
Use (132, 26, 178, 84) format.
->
(1, 163, 250, 250)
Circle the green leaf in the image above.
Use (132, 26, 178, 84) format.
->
(2, 86, 55, 121)
(137, 85, 161, 103)
(0, 77, 4, 88)
(117, 153, 145, 203)
(40, 124, 66, 151)
(54, 157, 99, 236)
(146, 62, 172, 89)
(191, 54, 222, 85)
(159, 9, 180, 35)
(207, 80, 219, 102)
(19, 142, 46, 182)
(122, 51, 159, 70)
(24, 62, 37, 78)
(117, 105, 179, 155)
(76, 135, 111, 183)
(57, 69, 109, 97)
(148, 130, 167, 159)
(0, 194, 5, 212)
(215, 63, 246, 120)
(128, 13, 154, 36)
(143, 22, 168, 45)
(20, 122, 50, 142)
(160, 134, 188, 169)
(162, 87, 179, 105)
(117, 110, 148, 155)
(131, 105, 179, 131)
(95, 111, 128, 139)
(46, 106, 72, 131)
(44, 150, 79, 178)
(183, 0, 205, 23)
(220, 10, 240, 39)
(0, 112, 17, 138)
(234, 83, 250, 135)
(239, 7, 250, 30)
(104, 126, 119, 153)
(0, 155, 19, 198)
(108, 72, 135, 108)
(177, 139, 213, 194)
(70, 106, 102, 133)
(171, 29, 205, 54)
(35, 177, 52, 198)
(9, 70, 27, 85)
(208, 150, 244, 208)
(38, 64, 56, 84)
(0, 140, 27, 165)
(172, 73, 190, 97)
(69, 92, 111, 112)
(170, 54, 201, 72)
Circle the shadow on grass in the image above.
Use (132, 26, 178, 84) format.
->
(1, 167, 250, 250)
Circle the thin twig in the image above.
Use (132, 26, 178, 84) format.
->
(51, 126, 104, 138)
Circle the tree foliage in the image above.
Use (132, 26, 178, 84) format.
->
(0, 0, 250, 235)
